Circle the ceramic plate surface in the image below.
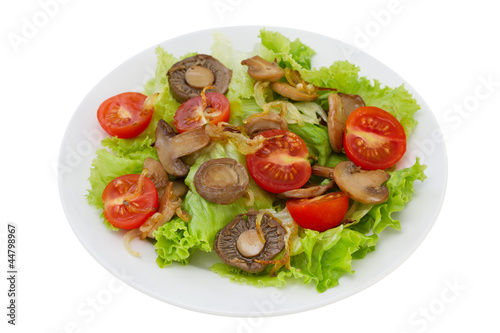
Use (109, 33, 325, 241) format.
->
(58, 26, 447, 316)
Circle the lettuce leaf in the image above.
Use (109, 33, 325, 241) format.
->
(211, 31, 255, 103)
(140, 47, 185, 137)
(258, 28, 316, 70)
(288, 123, 330, 165)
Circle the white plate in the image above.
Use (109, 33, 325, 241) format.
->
(57, 26, 447, 316)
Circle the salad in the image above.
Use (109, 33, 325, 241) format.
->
(86, 29, 426, 293)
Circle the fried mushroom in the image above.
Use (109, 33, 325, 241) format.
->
(243, 112, 288, 138)
(193, 158, 249, 205)
(327, 94, 347, 153)
(154, 120, 211, 177)
(338, 92, 365, 117)
(213, 211, 286, 273)
(241, 56, 285, 82)
(168, 54, 232, 103)
(332, 161, 390, 204)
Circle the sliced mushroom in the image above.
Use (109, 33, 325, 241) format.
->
(270, 82, 319, 102)
(193, 158, 249, 205)
(143, 157, 169, 198)
(213, 211, 286, 273)
(327, 94, 347, 153)
(277, 181, 335, 199)
(241, 56, 285, 82)
(338, 92, 365, 117)
(154, 120, 211, 177)
(168, 54, 232, 103)
(332, 161, 390, 204)
(244, 112, 288, 138)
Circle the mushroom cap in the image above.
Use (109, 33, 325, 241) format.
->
(193, 158, 249, 205)
(213, 211, 286, 273)
(168, 54, 232, 103)
(332, 161, 390, 204)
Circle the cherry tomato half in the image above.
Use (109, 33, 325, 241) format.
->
(97, 92, 153, 139)
(246, 129, 311, 194)
(102, 173, 158, 229)
(286, 192, 349, 232)
(173, 92, 230, 133)
(343, 106, 406, 170)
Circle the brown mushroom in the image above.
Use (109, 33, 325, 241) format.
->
(244, 112, 288, 138)
(172, 179, 189, 198)
(154, 120, 211, 177)
(338, 92, 365, 117)
(270, 82, 319, 102)
(143, 157, 169, 198)
(193, 158, 249, 205)
(332, 161, 390, 204)
(168, 54, 232, 103)
(241, 56, 285, 82)
(277, 181, 335, 199)
(213, 211, 286, 273)
(327, 94, 347, 153)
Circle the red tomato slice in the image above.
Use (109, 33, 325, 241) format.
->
(246, 129, 311, 194)
(97, 92, 153, 139)
(102, 173, 158, 229)
(173, 92, 230, 133)
(286, 192, 349, 232)
(343, 106, 406, 170)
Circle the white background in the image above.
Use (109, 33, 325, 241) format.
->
(1, 0, 499, 332)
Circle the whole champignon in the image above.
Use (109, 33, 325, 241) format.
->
(213, 211, 286, 273)
(193, 158, 249, 205)
(332, 161, 390, 204)
(168, 54, 232, 103)
(154, 119, 211, 177)
(241, 56, 285, 82)
(244, 112, 288, 138)
(327, 94, 347, 153)
(338, 92, 365, 117)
